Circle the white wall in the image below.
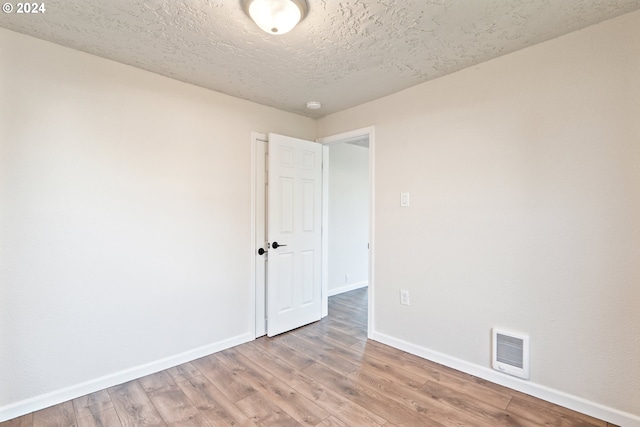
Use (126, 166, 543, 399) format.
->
(0, 28, 315, 420)
(328, 143, 369, 295)
(318, 10, 640, 424)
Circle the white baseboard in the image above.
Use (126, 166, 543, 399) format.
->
(0, 332, 253, 423)
(370, 331, 640, 427)
(327, 281, 368, 297)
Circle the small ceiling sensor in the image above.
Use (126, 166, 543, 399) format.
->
(306, 101, 322, 110)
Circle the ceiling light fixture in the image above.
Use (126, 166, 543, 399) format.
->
(242, 0, 308, 35)
(306, 101, 322, 110)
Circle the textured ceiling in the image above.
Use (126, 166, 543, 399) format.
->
(1, 0, 639, 118)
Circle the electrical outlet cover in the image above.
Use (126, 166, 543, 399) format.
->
(400, 290, 410, 305)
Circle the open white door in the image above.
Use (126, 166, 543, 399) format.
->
(267, 133, 323, 337)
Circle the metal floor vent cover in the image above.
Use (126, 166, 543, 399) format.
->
(492, 328, 530, 380)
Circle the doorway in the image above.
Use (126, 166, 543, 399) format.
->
(251, 127, 375, 339)
(323, 138, 370, 297)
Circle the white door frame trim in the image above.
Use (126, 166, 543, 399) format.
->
(317, 126, 375, 338)
(250, 132, 267, 339)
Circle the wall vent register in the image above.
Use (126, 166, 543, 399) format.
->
(492, 328, 530, 380)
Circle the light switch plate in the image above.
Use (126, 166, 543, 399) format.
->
(400, 192, 410, 207)
(400, 290, 410, 305)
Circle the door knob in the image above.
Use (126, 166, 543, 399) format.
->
(272, 242, 287, 249)
(258, 248, 267, 255)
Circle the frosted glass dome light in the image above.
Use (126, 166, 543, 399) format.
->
(243, 0, 308, 35)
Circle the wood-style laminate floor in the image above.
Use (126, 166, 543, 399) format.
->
(2, 288, 617, 427)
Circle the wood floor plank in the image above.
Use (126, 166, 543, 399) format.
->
(216, 347, 274, 385)
(0, 414, 32, 427)
(235, 341, 303, 383)
(329, 303, 367, 321)
(326, 310, 367, 331)
(358, 343, 514, 412)
(173, 370, 257, 427)
(108, 380, 165, 427)
(405, 388, 499, 427)
(191, 354, 257, 403)
(302, 321, 362, 347)
(313, 415, 348, 427)
(327, 291, 367, 312)
(348, 362, 486, 427)
(32, 401, 76, 427)
(164, 420, 208, 427)
(138, 371, 210, 426)
(251, 338, 316, 371)
(235, 393, 302, 427)
(138, 371, 180, 395)
(285, 367, 388, 426)
(506, 396, 605, 427)
(252, 378, 329, 426)
(360, 353, 430, 390)
(396, 351, 514, 410)
(334, 311, 367, 324)
(277, 332, 359, 376)
(146, 388, 210, 427)
(330, 295, 367, 312)
(506, 388, 609, 427)
(216, 347, 330, 426)
(350, 338, 408, 361)
(395, 419, 444, 427)
(73, 389, 115, 420)
(325, 316, 368, 339)
(303, 361, 426, 426)
(419, 380, 523, 427)
(166, 362, 201, 384)
(290, 324, 363, 358)
(76, 407, 123, 427)
(138, 369, 211, 424)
